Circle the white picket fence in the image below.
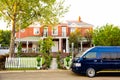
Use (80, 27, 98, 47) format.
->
(5, 57, 37, 68)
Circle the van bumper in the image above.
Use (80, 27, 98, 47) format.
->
(71, 67, 85, 74)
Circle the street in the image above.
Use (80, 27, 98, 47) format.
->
(0, 70, 120, 80)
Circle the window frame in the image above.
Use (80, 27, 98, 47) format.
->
(33, 28, 40, 35)
(52, 27, 58, 35)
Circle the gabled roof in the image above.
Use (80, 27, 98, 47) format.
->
(67, 20, 93, 28)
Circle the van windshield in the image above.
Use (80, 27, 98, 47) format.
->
(75, 47, 94, 58)
(75, 53, 83, 58)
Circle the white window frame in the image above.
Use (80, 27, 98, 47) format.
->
(34, 28, 40, 35)
(52, 27, 58, 35)
(70, 28, 76, 33)
(43, 27, 48, 36)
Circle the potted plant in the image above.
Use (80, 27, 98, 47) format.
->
(65, 56, 70, 69)
(36, 55, 41, 69)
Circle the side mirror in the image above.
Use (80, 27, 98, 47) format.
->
(82, 56, 86, 60)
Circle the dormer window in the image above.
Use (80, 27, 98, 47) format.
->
(34, 28, 40, 35)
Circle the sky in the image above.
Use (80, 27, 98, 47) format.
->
(0, 0, 120, 30)
(62, 0, 120, 27)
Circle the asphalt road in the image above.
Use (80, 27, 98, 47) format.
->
(0, 70, 120, 80)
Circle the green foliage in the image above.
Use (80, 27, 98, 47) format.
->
(38, 36, 54, 54)
(69, 29, 81, 48)
(17, 42, 22, 57)
(84, 30, 93, 47)
(36, 56, 41, 63)
(43, 53, 52, 68)
(36, 55, 42, 66)
(65, 56, 70, 66)
(93, 24, 120, 46)
(64, 56, 72, 69)
(0, 30, 11, 47)
(56, 53, 61, 68)
(0, 0, 68, 29)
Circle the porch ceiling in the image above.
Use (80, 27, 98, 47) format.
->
(15, 36, 41, 42)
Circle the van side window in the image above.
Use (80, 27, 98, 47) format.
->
(84, 52, 96, 59)
(101, 53, 119, 60)
(101, 53, 111, 60)
(117, 53, 120, 60)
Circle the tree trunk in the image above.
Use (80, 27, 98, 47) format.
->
(9, 19, 16, 57)
(9, 2, 17, 57)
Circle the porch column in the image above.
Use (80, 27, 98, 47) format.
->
(26, 41, 29, 53)
(59, 38, 62, 51)
(66, 38, 69, 53)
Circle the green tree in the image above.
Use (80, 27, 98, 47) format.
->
(39, 36, 54, 54)
(84, 30, 93, 47)
(0, 30, 11, 47)
(93, 24, 120, 46)
(38, 36, 54, 68)
(0, 0, 68, 57)
(69, 29, 81, 53)
(69, 29, 81, 48)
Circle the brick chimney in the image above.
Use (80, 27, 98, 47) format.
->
(78, 16, 81, 22)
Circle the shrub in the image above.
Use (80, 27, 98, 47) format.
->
(56, 54, 65, 69)
(0, 55, 6, 70)
(14, 53, 39, 57)
(42, 53, 52, 69)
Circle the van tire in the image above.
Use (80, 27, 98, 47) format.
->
(86, 67, 96, 77)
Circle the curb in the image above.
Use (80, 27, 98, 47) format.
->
(0, 69, 70, 73)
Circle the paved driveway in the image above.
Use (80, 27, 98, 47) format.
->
(0, 70, 120, 80)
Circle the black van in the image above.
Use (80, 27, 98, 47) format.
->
(71, 46, 120, 77)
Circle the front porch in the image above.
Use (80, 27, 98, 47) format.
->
(15, 36, 70, 54)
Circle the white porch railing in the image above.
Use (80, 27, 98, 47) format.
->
(5, 57, 37, 68)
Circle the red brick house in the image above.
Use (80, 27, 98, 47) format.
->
(15, 17, 93, 53)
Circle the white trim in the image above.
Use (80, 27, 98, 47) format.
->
(59, 39, 62, 51)
(26, 41, 29, 53)
(66, 38, 69, 53)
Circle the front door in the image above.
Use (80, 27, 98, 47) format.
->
(52, 41, 58, 52)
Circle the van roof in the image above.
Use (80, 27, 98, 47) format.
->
(89, 46, 120, 52)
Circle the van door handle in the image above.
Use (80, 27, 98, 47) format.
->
(94, 60, 97, 62)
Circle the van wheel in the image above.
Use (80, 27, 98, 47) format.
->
(86, 67, 96, 77)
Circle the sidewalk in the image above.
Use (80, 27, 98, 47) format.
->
(50, 58, 58, 70)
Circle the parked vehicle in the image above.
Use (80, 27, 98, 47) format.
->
(71, 46, 120, 77)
